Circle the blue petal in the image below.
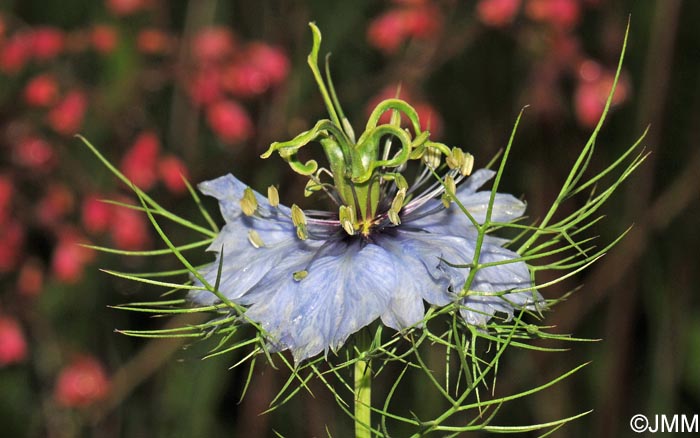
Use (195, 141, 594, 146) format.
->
(244, 240, 398, 362)
(459, 242, 544, 325)
(405, 169, 526, 236)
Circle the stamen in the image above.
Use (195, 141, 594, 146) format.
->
(388, 188, 406, 225)
(422, 146, 441, 169)
(267, 185, 280, 207)
(293, 270, 308, 281)
(247, 230, 265, 248)
(291, 204, 309, 240)
(339, 205, 356, 235)
(240, 187, 258, 216)
(461, 152, 474, 176)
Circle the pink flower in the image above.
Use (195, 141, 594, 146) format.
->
(245, 43, 290, 87)
(106, 0, 149, 16)
(206, 100, 253, 144)
(526, 0, 580, 29)
(31, 27, 65, 61)
(0, 33, 32, 74)
(0, 174, 13, 226)
(222, 63, 270, 98)
(36, 184, 75, 227)
(137, 28, 174, 55)
(158, 155, 190, 194)
(187, 67, 223, 106)
(110, 201, 150, 250)
(17, 259, 45, 297)
(90, 25, 118, 54)
(367, 10, 408, 54)
(120, 131, 161, 190)
(0, 316, 27, 366)
(81, 195, 112, 234)
(14, 136, 56, 172)
(476, 0, 521, 27)
(54, 356, 110, 408)
(573, 60, 630, 128)
(0, 220, 24, 273)
(24, 74, 59, 107)
(48, 90, 87, 135)
(51, 230, 93, 284)
(191, 27, 236, 64)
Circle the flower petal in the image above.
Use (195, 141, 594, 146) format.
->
(404, 169, 525, 235)
(244, 240, 397, 362)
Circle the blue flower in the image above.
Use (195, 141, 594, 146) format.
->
(190, 167, 543, 362)
(189, 23, 544, 362)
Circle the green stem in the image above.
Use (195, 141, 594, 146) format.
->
(354, 335, 372, 438)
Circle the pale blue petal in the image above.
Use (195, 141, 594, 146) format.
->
(405, 169, 525, 236)
(244, 241, 397, 362)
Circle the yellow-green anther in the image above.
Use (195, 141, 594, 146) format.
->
(240, 187, 257, 216)
(304, 179, 323, 197)
(444, 175, 456, 196)
(422, 146, 441, 169)
(342, 117, 356, 143)
(446, 147, 463, 170)
(391, 188, 406, 213)
(388, 209, 400, 225)
(267, 185, 279, 207)
(291, 204, 308, 240)
(461, 152, 474, 176)
(339, 205, 356, 235)
(388, 188, 406, 225)
(247, 230, 265, 248)
(293, 270, 308, 281)
(441, 193, 451, 209)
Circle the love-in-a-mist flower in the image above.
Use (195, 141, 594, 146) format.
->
(190, 24, 544, 362)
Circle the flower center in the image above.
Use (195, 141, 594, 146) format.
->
(260, 23, 474, 239)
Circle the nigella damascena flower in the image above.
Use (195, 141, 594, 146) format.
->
(189, 24, 544, 362)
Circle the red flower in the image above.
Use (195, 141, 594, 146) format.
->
(526, 0, 580, 29)
(574, 60, 630, 128)
(14, 136, 56, 172)
(31, 27, 65, 61)
(24, 74, 59, 107)
(81, 195, 112, 234)
(90, 25, 118, 54)
(222, 63, 270, 98)
(37, 184, 75, 227)
(206, 100, 253, 144)
(245, 43, 290, 87)
(158, 155, 190, 194)
(17, 259, 45, 297)
(0, 174, 13, 226)
(0, 316, 27, 366)
(137, 28, 174, 55)
(106, 0, 149, 16)
(0, 33, 32, 74)
(367, 10, 408, 54)
(120, 131, 161, 190)
(476, 0, 521, 27)
(110, 201, 150, 250)
(51, 230, 94, 284)
(191, 27, 236, 64)
(0, 220, 24, 273)
(54, 356, 110, 408)
(48, 91, 87, 135)
(187, 67, 223, 106)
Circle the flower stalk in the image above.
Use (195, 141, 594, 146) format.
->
(354, 332, 372, 438)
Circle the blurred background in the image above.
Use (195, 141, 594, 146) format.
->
(0, 0, 698, 437)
